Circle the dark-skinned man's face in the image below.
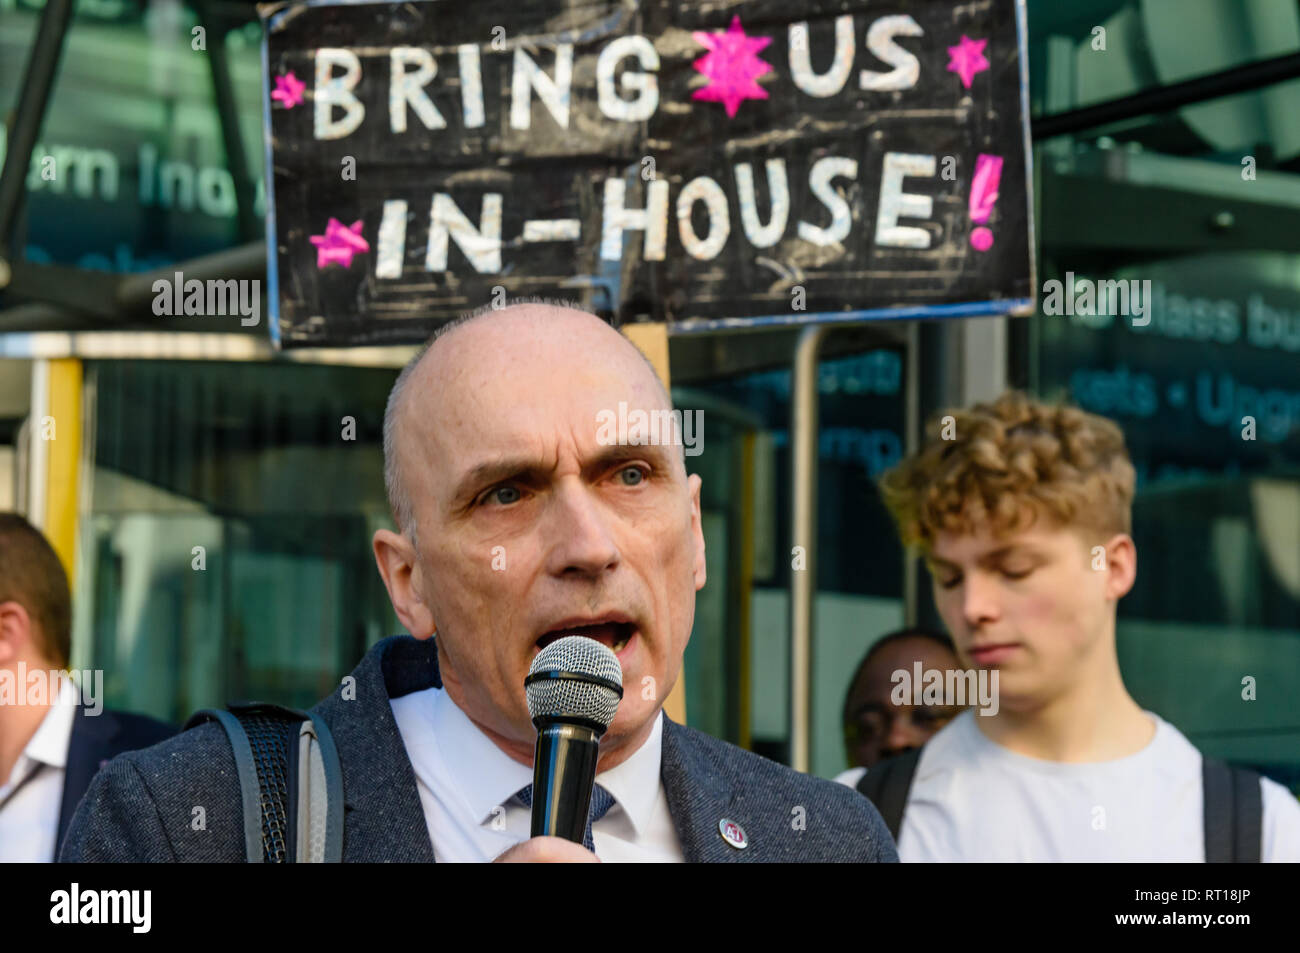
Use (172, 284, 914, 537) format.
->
(843, 635, 964, 768)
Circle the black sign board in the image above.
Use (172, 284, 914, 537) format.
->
(261, 0, 1034, 347)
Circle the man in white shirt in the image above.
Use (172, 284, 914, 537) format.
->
(390, 680, 683, 862)
(0, 513, 173, 862)
(839, 391, 1300, 861)
(0, 672, 78, 863)
(368, 300, 891, 863)
(370, 300, 708, 863)
(63, 300, 896, 863)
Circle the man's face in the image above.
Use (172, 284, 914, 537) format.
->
(843, 636, 963, 768)
(925, 516, 1132, 712)
(380, 308, 706, 765)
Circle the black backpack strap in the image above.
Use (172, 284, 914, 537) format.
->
(855, 747, 924, 844)
(183, 707, 266, 863)
(184, 703, 312, 863)
(1202, 757, 1263, 863)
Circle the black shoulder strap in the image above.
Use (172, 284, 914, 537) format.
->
(1202, 757, 1263, 863)
(184, 702, 340, 863)
(855, 747, 924, 844)
(184, 707, 266, 862)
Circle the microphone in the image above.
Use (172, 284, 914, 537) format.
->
(524, 636, 624, 844)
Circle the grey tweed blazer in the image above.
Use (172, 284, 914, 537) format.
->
(60, 635, 897, 863)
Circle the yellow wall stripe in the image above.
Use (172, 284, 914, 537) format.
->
(43, 358, 82, 588)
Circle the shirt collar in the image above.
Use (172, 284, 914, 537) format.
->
(430, 687, 532, 826)
(591, 709, 663, 838)
(23, 675, 79, 771)
(430, 687, 664, 836)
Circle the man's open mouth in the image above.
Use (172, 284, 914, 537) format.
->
(535, 620, 636, 654)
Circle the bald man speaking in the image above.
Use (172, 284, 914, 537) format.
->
(62, 301, 896, 863)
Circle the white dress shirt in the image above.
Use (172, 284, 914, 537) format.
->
(390, 685, 685, 862)
(0, 676, 78, 862)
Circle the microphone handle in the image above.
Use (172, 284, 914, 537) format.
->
(530, 721, 601, 843)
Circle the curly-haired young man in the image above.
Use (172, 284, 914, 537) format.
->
(853, 391, 1300, 861)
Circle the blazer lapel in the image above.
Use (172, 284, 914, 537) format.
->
(58, 705, 119, 857)
(659, 713, 742, 862)
(313, 636, 439, 862)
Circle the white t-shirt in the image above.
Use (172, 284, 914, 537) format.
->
(835, 710, 1300, 861)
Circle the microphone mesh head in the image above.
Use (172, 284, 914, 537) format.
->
(526, 636, 623, 730)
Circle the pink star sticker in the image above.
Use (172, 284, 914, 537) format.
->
(309, 218, 369, 269)
(271, 71, 306, 108)
(692, 15, 772, 118)
(947, 35, 990, 89)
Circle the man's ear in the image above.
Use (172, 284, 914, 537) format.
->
(688, 473, 706, 591)
(0, 601, 32, 667)
(372, 529, 436, 638)
(1101, 533, 1137, 601)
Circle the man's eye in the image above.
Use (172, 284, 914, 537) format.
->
(937, 575, 961, 590)
(914, 706, 959, 726)
(1002, 566, 1034, 580)
(853, 712, 888, 739)
(617, 465, 646, 486)
(483, 485, 521, 505)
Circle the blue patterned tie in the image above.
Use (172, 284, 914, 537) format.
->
(516, 783, 616, 851)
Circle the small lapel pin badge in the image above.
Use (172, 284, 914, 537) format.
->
(718, 818, 748, 849)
